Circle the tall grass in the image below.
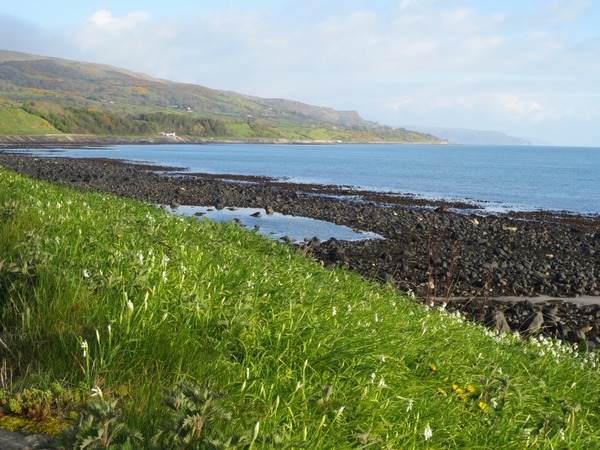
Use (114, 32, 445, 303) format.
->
(0, 166, 599, 448)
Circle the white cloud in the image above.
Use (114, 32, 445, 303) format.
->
(86, 10, 149, 30)
(493, 94, 560, 122)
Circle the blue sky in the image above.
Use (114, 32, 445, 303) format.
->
(2, 0, 599, 146)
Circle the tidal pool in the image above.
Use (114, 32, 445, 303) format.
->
(168, 205, 383, 242)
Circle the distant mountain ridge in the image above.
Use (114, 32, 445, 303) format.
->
(0, 50, 440, 143)
(406, 125, 530, 146)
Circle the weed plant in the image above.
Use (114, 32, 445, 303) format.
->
(0, 166, 599, 448)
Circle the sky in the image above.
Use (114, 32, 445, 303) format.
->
(1, 0, 599, 146)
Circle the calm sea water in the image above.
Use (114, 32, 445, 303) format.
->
(26, 143, 600, 214)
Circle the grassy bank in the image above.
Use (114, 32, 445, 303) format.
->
(0, 166, 599, 448)
(0, 105, 61, 135)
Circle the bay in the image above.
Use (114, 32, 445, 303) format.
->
(26, 143, 600, 215)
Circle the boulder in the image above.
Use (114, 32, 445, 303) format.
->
(521, 311, 544, 335)
(485, 309, 511, 334)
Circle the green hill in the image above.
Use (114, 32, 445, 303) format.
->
(0, 104, 60, 135)
(0, 50, 441, 143)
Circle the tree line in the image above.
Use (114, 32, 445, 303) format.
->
(20, 102, 230, 137)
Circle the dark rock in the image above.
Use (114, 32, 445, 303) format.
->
(378, 271, 395, 284)
(542, 306, 560, 324)
(0, 428, 52, 449)
(521, 311, 544, 335)
(486, 309, 511, 334)
(567, 329, 588, 342)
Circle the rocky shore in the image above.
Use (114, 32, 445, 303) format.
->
(1, 151, 599, 349)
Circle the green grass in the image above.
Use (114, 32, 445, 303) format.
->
(0, 105, 61, 135)
(0, 166, 599, 448)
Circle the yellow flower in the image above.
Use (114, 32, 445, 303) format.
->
(429, 364, 437, 372)
(478, 401, 487, 412)
(116, 233, 123, 239)
(452, 384, 458, 391)
(455, 388, 465, 395)
(466, 385, 475, 393)
(437, 388, 447, 396)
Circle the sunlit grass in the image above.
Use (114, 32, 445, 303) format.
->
(0, 166, 599, 448)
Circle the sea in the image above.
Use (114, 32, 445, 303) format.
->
(26, 143, 600, 215)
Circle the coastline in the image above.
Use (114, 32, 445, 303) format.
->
(0, 151, 598, 347)
(0, 133, 442, 146)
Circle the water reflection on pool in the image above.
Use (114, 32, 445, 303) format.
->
(168, 205, 383, 242)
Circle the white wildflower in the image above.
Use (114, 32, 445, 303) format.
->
(82, 269, 90, 278)
(81, 340, 88, 358)
(332, 306, 337, 316)
(406, 398, 414, 412)
(380, 355, 386, 363)
(423, 423, 432, 440)
(90, 387, 103, 399)
(126, 299, 134, 311)
(162, 271, 168, 283)
(370, 372, 376, 384)
(377, 378, 388, 388)
(334, 405, 345, 421)
(253, 421, 260, 441)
